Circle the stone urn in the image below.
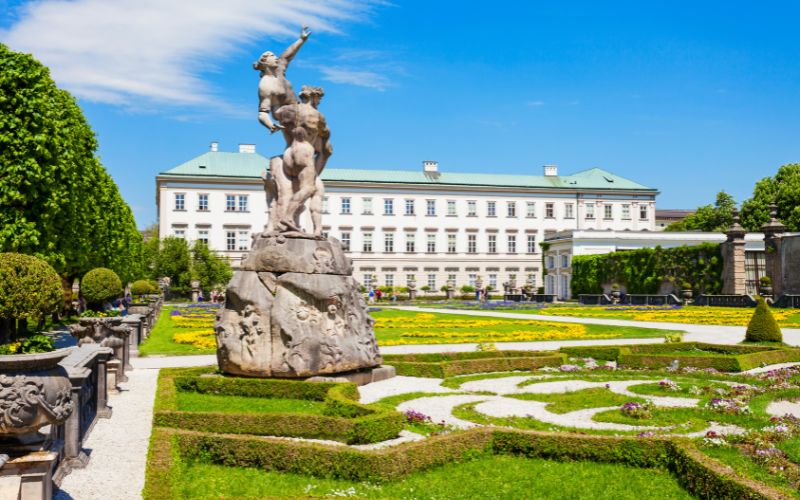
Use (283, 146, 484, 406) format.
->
(0, 349, 74, 444)
(69, 317, 130, 351)
(407, 279, 417, 300)
(680, 288, 693, 305)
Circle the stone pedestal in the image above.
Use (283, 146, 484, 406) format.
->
(721, 214, 747, 295)
(445, 286, 455, 300)
(0, 441, 62, 500)
(216, 234, 383, 378)
(122, 314, 143, 358)
(780, 234, 800, 294)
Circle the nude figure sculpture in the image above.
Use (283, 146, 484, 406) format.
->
(255, 27, 332, 237)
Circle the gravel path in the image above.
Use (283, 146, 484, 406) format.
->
(767, 400, 800, 418)
(55, 369, 159, 500)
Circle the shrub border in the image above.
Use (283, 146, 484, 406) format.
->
(144, 427, 791, 500)
(560, 342, 800, 372)
(382, 350, 566, 378)
(154, 368, 404, 445)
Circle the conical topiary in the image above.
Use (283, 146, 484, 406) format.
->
(744, 296, 783, 343)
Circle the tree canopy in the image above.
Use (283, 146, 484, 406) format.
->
(0, 43, 143, 282)
(665, 191, 736, 232)
(144, 237, 231, 294)
(740, 163, 800, 232)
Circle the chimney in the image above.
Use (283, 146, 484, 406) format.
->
(210, 141, 219, 152)
(239, 143, 256, 154)
(422, 160, 439, 173)
(543, 164, 558, 177)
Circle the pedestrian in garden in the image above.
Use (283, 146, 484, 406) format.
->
(391, 290, 398, 302)
(368, 288, 375, 304)
(375, 288, 383, 301)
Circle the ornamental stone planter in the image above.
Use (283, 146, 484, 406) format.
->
(68, 318, 131, 388)
(0, 349, 74, 444)
(681, 289, 693, 305)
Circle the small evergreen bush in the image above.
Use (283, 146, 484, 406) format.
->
(744, 296, 782, 343)
(81, 267, 122, 307)
(131, 279, 157, 296)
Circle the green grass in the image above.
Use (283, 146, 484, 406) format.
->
(701, 445, 800, 498)
(372, 308, 681, 345)
(174, 392, 328, 415)
(139, 307, 216, 356)
(426, 303, 800, 328)
(508, 388, 647, 414)
(626, 381, 730, 398)
(176, 454, 694, 499)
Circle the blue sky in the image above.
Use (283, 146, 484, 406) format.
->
(2, 1, 799, 228)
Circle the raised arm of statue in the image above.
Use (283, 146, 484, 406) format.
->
(280, 26, 311, 68)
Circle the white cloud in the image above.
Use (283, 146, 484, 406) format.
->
(527, 100, 545, 107)
(317, 65, 391, 90)
(0, 0, 374, 112)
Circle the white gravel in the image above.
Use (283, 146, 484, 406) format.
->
(357, 375, 454, 404)
(55, 369, 159, 500)
(397, 395, 494, 429)
(767, 400, 800, 418)
(259, 430, 426, 450)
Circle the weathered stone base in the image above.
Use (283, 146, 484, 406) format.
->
(0, 440, 61, 500)
(216, 235, 383, 378)
(305, 365, 396, 386)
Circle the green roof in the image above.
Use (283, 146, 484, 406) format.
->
(158, 151, 656, 191)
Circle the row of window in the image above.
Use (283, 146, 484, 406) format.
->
(174, 193, 249, 212)
(329, 197, 649, 220)
(172, 227, 250, 251)
(338, 232, 538, 254)
(362, 273, 535, 290)
(546, 254, 571, 269)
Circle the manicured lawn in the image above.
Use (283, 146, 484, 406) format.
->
(139, 305, 217, 356)
(140, 306, 679, 355)
(176, 454, 694, 499)
(175, 392, 328, 415)
(432, 303, 800, 327)
(509, 388, 646, 414)
(372, 309, 681, 346)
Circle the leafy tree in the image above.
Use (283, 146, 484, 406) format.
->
(0, 44, 143, 282)
(190, 241, 233, 291)
(0, 253, 62, 343)
(665, 191, 736, 232)
(81, 267, 122, 308)
(149, 237, 192, 293)
(130, 279, 158, 296)
(740, 163, 800, 232)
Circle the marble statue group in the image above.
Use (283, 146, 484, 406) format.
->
(213, 27, 386, 381)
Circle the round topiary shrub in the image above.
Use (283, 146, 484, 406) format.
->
(745, 296, 783, 343)
(0, 253, 63, 342)
(81, 268, 122, 307)
(130, 279, 152, 296)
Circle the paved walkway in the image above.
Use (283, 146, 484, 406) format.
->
(54, 306, 800, 499)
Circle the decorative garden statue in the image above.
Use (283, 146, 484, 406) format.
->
(214, 27, 386, 381)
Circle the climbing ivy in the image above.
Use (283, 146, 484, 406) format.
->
(570, 243, 723, 297)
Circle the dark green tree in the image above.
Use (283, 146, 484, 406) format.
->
(665, 191, 736, 232)
(740, 163, 800, 232)
(0, 44, 143, 282)
(151, 237, 192, 293)
(190, 241, 233, 291)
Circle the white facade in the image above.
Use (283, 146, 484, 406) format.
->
(543, 230, 766, 299)
(157, 145, 659, 291)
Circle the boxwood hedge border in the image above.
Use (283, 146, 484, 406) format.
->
(144, 427, 790, 500)
(382, 350, 566, 378)
(153, 368, 404, 445)
(560, 342, 800, 372)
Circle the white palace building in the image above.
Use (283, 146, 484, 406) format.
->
(156, 142, 659, 292)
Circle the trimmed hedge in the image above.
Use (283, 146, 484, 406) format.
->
(144, 427, 789, 500)
(745, 297, 783, 343)
(81, 267, 122, 306)
(561, 342, 800, 372)
(383, 350, 566, 378)
(155, 368, 404, 445)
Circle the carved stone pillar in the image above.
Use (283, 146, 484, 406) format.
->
(721, 212, 747, 295)
(762, 204, 787, 297)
